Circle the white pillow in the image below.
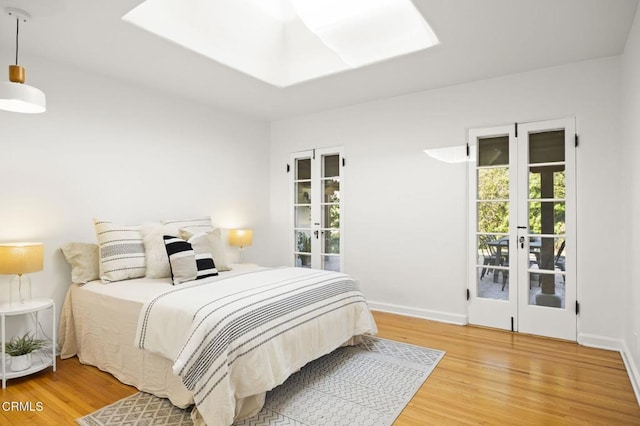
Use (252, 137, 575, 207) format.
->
(161, 217, 213, 235)
(93, 219, 146, 283)
(60, 242, 100, 284)
(140, 222, 179, 279)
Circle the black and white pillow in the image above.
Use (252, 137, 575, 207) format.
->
(163, 234, 218, 285)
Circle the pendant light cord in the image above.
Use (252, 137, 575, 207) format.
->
(15, 17, 20, 65)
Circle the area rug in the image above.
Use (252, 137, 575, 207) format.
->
(77, 336, 445, 426)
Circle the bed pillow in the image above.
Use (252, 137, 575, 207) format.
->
(180, 228, 231, 272)
(140, 222, 179, 278)
(60, 242, 100, 284)
(93, 219, 146, 283)
(163, 234, 218, 285)
(161, 217, 213, 235)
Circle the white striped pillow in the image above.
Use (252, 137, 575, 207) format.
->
(93, 219, 146, 283)
(161, 217, 213, 235)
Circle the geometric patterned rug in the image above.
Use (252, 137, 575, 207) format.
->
(76, 336, 445, 426)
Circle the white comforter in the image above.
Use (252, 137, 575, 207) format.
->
(135, 267, 377, 426)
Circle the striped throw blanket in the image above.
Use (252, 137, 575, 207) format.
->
(135, 267, 377, 426)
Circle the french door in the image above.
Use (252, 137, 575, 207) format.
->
(468, 118, 576, 341)
(290, 147, 343, 271)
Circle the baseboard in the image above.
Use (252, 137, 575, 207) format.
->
(368, 301, 467, 326)
(577, 333, 640, 407)
(578, 333, 624, 351)
(620, 340, 640, 407)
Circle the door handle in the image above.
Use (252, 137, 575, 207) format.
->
(314, 230, 319, 239)
(519, 236, 525, 249)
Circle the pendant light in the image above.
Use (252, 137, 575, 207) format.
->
(0, 8, 46, 114)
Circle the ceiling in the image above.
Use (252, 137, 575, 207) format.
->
(0, 0, 637, 121)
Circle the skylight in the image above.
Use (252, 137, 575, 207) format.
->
(123, 0, 439, 87)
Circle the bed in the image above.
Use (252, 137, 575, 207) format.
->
(59, 264, 377, 426)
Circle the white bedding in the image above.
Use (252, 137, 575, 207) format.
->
(136, 267, 377, 426)
(59, 265, 377, 426)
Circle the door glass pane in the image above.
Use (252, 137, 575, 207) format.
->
(322, 255, 340, 272)
(323, 230, 340, 254)
(476, 235, 510, 300)
(323, 179, 340, 203)
(295, 181, 311, 204)
(529, 167, 565, 199)
(477, 202, 509, 233)
(478, 168, 509, 200)
(529, 271, 565, 309)
(296, 159, 311, 180)
(529, 201, 565, 235)
(323, 205, 340, 229)
(295, 206, 311, 227)
(478, 136, 509, 166)
(295, 231, 311, 253)
(529, 130, 564, 164)
(296, 254, 311, 268)
(323, 155, 340, 178)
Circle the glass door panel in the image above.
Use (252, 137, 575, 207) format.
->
(475, 136, 510, 300)
(526, 130, 565, 309)
(321, 154, 341, 271)
(293, 157, 312, 268)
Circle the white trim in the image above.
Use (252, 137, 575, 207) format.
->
(620, 340, 640, 407)
(368, 301, 468, 326)
(579, 334, 640, 407)
(578, 333, 623, 351)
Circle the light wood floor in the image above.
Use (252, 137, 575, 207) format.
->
(1, 311, 638, 425)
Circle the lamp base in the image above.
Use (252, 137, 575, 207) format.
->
(9, 274, 31, 305)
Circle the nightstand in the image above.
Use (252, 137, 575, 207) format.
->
(0, 298, 56, 388)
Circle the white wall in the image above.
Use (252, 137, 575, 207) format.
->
(270, 57, 625, 340)
(0, 56, 271, 337)
(621, 5, 640, 402)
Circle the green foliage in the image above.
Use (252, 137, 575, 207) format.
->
(478, 167, 566, 235)
(5, 333, 47, 356)
(477, 168, 509, 233)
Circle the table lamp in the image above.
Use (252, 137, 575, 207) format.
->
(229, 230, 253, 264)
(228, 229, 253, 250)
(0, 242, 44, 304)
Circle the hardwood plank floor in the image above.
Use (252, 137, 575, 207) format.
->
(0, 311, 638, 425)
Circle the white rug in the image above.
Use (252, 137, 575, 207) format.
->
(77, 336, 445, 426)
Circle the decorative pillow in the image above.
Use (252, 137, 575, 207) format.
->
(93, 219, 146, 283)
(140, 222, 179, 278)
(163, 234, 218, 285)
(180, 228, 231, 272)
(60, 242, 100, 284)
(161, 217, 213, 236)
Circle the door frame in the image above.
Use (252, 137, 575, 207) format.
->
(289, 146, 344, 271)
(467, 124, 518, 331)
(467, 118, 577, 341)
(516, 118, 576, 340)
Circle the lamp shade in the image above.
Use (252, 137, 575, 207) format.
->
(228, 229, 253, 248)
(0, 81, 46, 114)
(0, 242, 44, 275)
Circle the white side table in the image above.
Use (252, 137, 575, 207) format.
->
(0, 298, 56, 388)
